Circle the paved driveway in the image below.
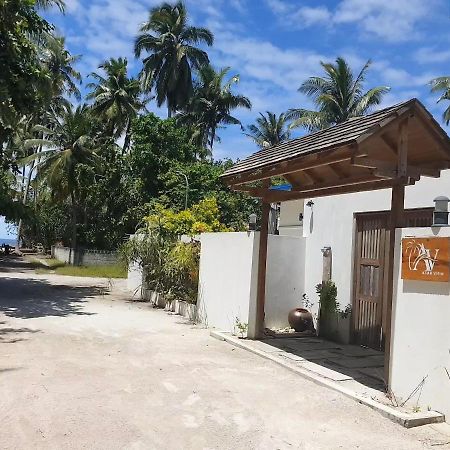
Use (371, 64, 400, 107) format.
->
(1, 257, 449, 449)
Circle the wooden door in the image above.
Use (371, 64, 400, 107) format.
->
(352, 208, 433, 351)
(353, 212, 388, 350)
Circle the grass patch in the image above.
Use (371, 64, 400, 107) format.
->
(27, 257, 66, 269)
(36, 263, 127, 278)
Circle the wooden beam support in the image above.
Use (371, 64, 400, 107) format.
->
(384, 118, 408, 388)
(255, 198, 271, 339)
(264, 178, 416, 203)
(352, 157, 440, 178)
(223, 145, 362, 186)
(380, 133, 398, 156)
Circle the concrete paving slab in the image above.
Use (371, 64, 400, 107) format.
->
(330, 355, 385, 369)
(331, 345, 383, 357)
(300, 361, 355, 381)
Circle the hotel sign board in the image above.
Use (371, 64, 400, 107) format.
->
(401, 237, 450, 282)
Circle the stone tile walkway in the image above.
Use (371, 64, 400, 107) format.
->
(211, 331, 445, 428)
(259, 337, 385, 395)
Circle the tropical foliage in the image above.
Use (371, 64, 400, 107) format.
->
(87, 57, 147, 152)
(134, 1, 213, 117)
(289, 58, 390, 131)
(430, 76, 450, 125)
(178, 65, 251, 151)
(245, 111, 291, 148)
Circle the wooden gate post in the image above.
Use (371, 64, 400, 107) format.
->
(255, 199, 271, 339)
(384, 117, 408, 386)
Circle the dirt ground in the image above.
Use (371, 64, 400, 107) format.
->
(1, 256, 450, 450)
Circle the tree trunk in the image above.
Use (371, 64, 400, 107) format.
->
(16, 160, 36, 250)
(167, 106, 172, 118)
(70, 192, 78, 265)
(123, 121, 132, 154)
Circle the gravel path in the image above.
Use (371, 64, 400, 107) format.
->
(1, 256, 449, 449)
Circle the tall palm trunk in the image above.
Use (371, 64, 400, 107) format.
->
(16, 159, 36, 250)
(70, 191, 78, 265)
(123, 121, 132, 154)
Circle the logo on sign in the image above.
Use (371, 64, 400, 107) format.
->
(406, 240, 439, 273)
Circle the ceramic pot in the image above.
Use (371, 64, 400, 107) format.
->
(288, 308, 313, 332)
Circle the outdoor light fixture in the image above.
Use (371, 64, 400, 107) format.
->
(298, 212, 304, 226)
(248, 213, 257, 231)
(432, 196, 450, 227)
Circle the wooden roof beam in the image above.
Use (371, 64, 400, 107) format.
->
(224, 145, 363, 186)
(264, 178, 417, 202)
(352, 157, 441, 178)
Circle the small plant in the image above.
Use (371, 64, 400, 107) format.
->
(316, 281, 339, 316)
(339, 304, 352, 319)
(302, 293, 314, 310)
(234, 317, 248, 338)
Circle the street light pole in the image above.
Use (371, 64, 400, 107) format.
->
(176, 171, 189, 210)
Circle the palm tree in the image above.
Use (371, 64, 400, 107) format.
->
(87, 57, 147, 152)
(22, 105, 100, 251)
(179, 65, 251, 152)
(289, 57, 390, 132)
(245, 111, 291, 148)
(42, 35, 82, 100)
(430, 76, 450, 125)
(134, 1, 214, 117)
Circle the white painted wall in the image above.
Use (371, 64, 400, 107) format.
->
(280, 171, 450, 317)
(197, 232, 307, 335)
(390, 227, 450, 418)
(127, 260, 143, 298)
(265, 235, 306, 329)
(197, 232, 260, 337)
(278, 199, 304, 236)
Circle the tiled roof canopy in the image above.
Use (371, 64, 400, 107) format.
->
(222, 99, 450, 202)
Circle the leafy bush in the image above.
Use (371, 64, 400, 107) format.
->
(145, 197, 229, 237)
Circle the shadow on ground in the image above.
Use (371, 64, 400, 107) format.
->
(0, 255, 40, 274)
(0, 277, 105, 319)
(0, 321, 41, 343)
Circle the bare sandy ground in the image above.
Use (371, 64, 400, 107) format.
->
(1, 257, 450, 450)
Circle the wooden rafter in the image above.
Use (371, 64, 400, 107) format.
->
(223, 146, 361, 186)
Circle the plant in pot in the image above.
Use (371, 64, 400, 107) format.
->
(316, 281, 352, 343)
(288, 294, 315, 333)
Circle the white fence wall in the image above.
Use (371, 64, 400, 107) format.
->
(197, 232, 306, 335)
(265, 235, 306, 329)
(390, 227, 450, 419)
(52, 246, 118, 266)
(197, 232, 260, 337)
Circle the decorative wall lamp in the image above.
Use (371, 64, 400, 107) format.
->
(432, 196, 450, 227)
(298, 212, 304, 226)
(248, 213, 257, 231)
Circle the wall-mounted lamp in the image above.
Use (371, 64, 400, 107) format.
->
(432, 196, 450, 227)
(298, 212, 304, 226)
(248, 213, 257, 231)
(306, 200, 314, 208)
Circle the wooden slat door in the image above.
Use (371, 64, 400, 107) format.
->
(352, 208, 433, 351)
(353, 212, 388, 350)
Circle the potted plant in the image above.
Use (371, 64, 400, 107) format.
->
(316, 281, 351, 344)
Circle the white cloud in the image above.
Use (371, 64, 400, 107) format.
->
(267, 0, 442, 42)
(372, 60, 437, 88)
(414, 47, 450, 64)
(292, 6, 332, 27)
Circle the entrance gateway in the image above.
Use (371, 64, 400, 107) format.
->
(221, 98, 450, 387)
(352, 208, 432, 351)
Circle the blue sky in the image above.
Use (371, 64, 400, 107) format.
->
(1, 0, 449, 238)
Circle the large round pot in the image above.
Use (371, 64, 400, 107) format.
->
(288, 308, 313, 332)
